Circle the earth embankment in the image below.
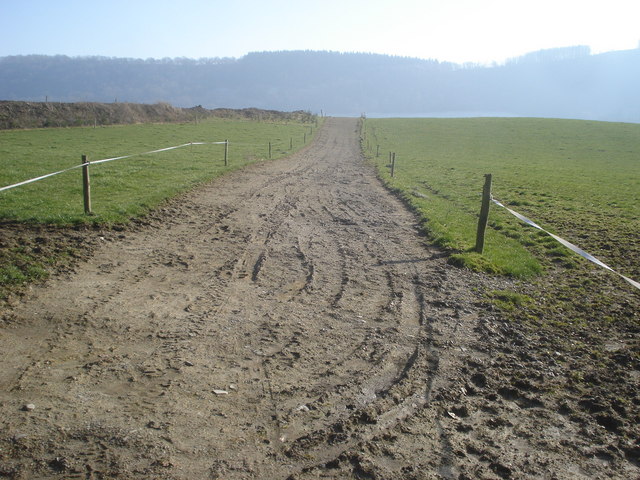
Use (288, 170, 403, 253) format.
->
(0, 100, 312, 129)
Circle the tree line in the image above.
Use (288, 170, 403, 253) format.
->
(0, 48, 638, 122)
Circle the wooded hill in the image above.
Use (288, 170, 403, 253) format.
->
(1, 48, 639, 122)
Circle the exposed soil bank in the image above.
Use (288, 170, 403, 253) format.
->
(0, 100, 312, 130)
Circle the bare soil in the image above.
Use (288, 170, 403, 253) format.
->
(0, 118, 638, 479)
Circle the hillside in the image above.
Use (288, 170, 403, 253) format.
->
(1, 48, 639, 122)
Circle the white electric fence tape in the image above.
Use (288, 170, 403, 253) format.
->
(492, 197, 640, 291)
(0, 141, 228, 193)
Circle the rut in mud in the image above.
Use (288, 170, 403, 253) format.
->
(1, 118, 637, 479)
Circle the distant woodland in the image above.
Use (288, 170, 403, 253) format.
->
(1, 48, 639, 122)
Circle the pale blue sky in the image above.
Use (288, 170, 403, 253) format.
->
(1, 0, 638, 64)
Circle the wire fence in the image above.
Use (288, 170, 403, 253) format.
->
(490, 196, 639, 290)
(0, 141, 227, 194)
(362, 126, 639, 292)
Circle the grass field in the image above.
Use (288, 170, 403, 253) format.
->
(0, 117, 317, 224)
(362, 117, 640, 281)
(0, 117, 317, 298)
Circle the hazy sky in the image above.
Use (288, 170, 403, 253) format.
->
(1, 0, 638, 64)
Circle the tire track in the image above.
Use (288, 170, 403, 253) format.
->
(0, 118, 490, 479)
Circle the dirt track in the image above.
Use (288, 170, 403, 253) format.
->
(0, 118, 637, 479)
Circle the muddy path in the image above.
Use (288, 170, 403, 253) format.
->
(0, 118, 637, 479)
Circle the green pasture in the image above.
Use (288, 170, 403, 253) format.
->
(363, 118, 640, 279)
(0, 117, 316, 224)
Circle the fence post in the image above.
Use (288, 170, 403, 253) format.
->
(82, 154, 92, 215)
(224, 139, 228, 166)
(376, 145, 380, 157)
(269, 141, 272, 159)
(391, 152, 396, 178)
(290, 138, 293, 149)
(475, 174, 492, 253)
(304, 132, 307, 143)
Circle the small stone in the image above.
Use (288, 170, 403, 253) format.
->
(23, 404, 36, 411)
(228, 384, 238, 391)
(184, 361, 194, 367)
(447, 411, 458, 419)
(147, 420, 162, 430)
(213, 389, 229, 395)
(296, 405, 310, 412)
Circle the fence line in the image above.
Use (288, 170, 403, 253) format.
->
(363, 127, 639, 291)
(0, 140, 228, 194)
(1, 128, 315, 195)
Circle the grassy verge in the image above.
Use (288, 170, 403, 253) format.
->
(362, 117, 640, 458)
(0, 116, 319, 299)
(0, 117, 318, 224)
(362, 117, 640, 280)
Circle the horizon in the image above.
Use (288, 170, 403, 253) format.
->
(1, 1, 639, 66)
(2, 45, 637, 67)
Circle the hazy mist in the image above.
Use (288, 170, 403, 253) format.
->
(1, 47, 639, 122)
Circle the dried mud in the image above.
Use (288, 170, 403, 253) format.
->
(0, 118, 638, 479)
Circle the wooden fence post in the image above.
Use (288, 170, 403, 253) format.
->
(376, 145, 380, 157)
(391, 152, 396, 178)
(475, 174, 492, 253)
(82, 154, 92, 215)
(290, 138, 293, 149)
(224, 140, 228, 166)
(269, 142, 272, 159)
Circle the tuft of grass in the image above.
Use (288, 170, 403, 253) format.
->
(0, 250, 49, 300)
(487, 289, 534, 311)
(448, 252, 504, 274)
